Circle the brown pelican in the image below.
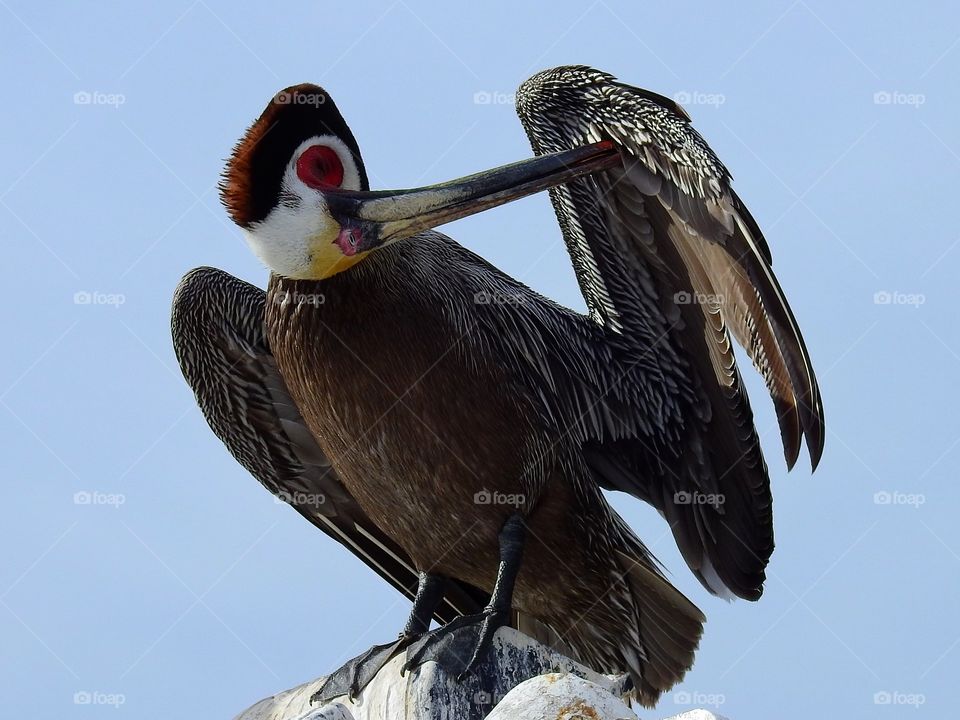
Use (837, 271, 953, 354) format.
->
(172, 65, 823, 707)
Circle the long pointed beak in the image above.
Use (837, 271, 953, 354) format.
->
(324, 141, 620, 254)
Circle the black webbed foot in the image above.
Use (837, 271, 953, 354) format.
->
(311, 572, 448, 704)
(310, 634, 413, 704)
(402, 605, 510, 680)
(404, 514, 525, 681)
(312, 514, 525, 701)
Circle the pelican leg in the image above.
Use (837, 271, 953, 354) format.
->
(310, 573, 446, 704)
(403, 572, 447, 636)
(402, 514, 526, 681)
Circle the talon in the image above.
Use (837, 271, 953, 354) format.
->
(311, 637, 411, 704)
(314, 522, 525, 701)
(400, 516, 525, 682)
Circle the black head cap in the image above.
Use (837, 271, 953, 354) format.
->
(220, 84, 369, 227)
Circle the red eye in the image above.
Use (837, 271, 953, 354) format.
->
(296, 145, 345, 189)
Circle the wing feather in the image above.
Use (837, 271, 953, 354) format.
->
(516, 66, 824, 599)
(171, 267, 487, 622)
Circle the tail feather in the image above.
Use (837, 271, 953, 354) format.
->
(548, 535, 704, 707)
(616, 550, 705, 705)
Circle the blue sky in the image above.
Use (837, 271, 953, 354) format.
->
(1, 1, 958, 718)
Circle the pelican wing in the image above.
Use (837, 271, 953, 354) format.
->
(515, 66, 824, 600)
(171, 266, 486, 623)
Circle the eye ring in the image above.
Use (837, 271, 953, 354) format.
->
(296, 145, 345, 189)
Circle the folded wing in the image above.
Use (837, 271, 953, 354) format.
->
(171, 266, 487, 622)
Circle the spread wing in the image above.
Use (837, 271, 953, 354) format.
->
(171, 266, 487, 623)
(515, 66, 824, 600)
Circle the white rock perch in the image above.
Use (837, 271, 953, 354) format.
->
(233, 628, 726, 720)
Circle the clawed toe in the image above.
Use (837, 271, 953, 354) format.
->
(402, 607, 508, 680)
(310, 635, 412, 705)
(311, 518, 525, 702)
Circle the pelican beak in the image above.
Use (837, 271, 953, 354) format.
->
(323, 141, 620, 255)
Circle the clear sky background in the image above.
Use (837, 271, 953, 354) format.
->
(1, 1, 957, 718)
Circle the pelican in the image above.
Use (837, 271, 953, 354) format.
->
(172, 65, 823, 707)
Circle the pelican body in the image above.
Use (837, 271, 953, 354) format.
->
(172, 66, 824, 706)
